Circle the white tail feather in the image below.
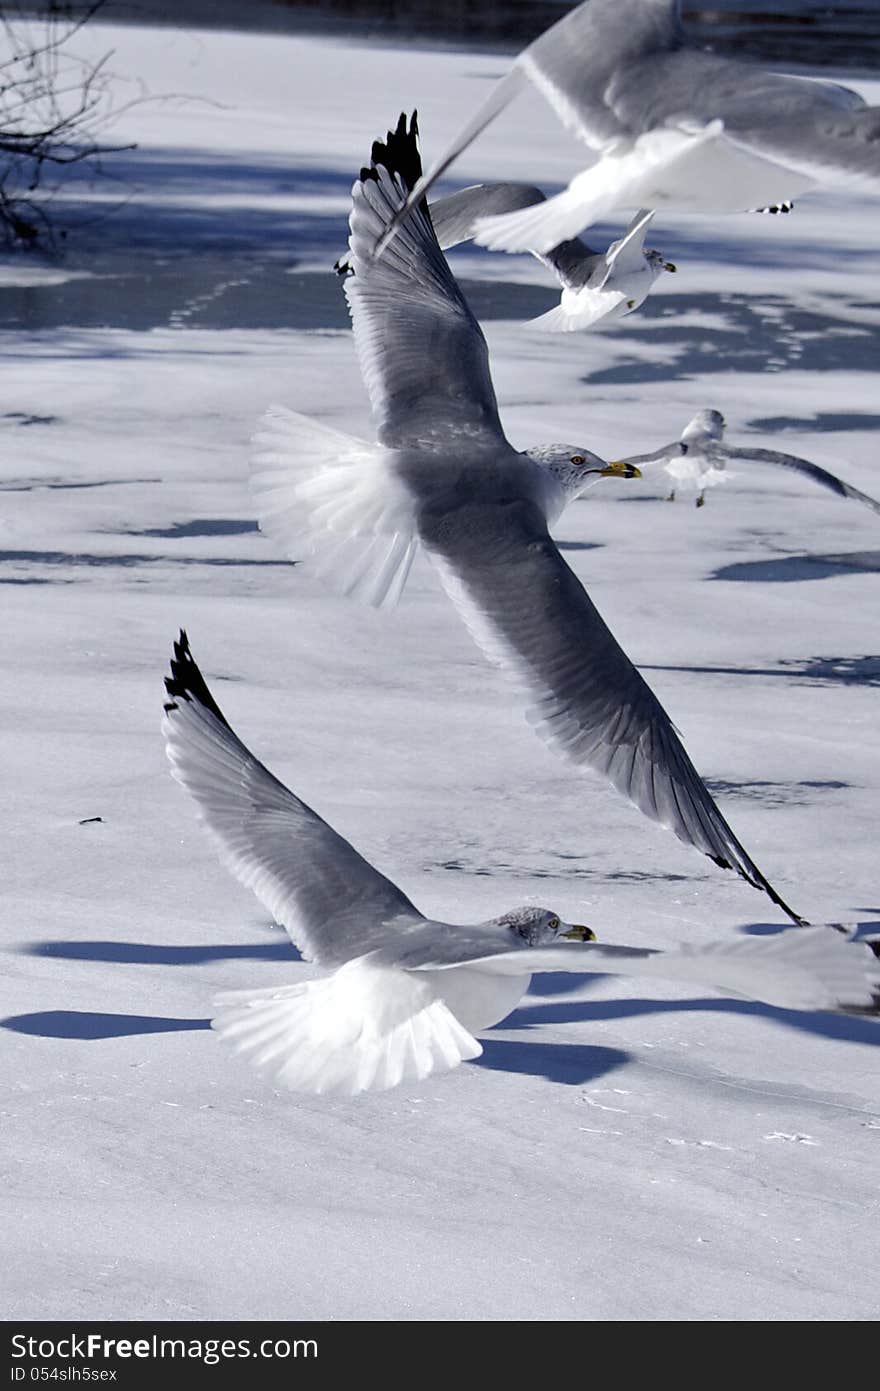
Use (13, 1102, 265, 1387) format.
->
(212, 955, 482, 1096)
(527, 288, 628, 332)
(250, 405, 419, 609)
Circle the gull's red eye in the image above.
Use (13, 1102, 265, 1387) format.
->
(570, 455, 586, 466)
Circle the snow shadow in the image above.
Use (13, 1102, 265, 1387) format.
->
(474, 1037, 629, 1086)
(748, 412, 880, 434)
(119, 519, 259, 539)
(512, 993, 880, 1047)
(0, 477, 159, 493)
(641, 655, 880, 685)
(1, 1010, 210, 1039)
(582, 292, 880, 386)
(711, 551, 880, 582)
(27, 939, 299, 965)
(0, 548, 290, 572)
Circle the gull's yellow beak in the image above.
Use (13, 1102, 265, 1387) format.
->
(601, 461, 641, 479)
(664, 262, 677, 272)
(561, 925, 596, 942)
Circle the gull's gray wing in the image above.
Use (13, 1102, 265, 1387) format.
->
(345, 113, 506, 451)
(429, 182, 547, 246)
(615, 440, 687, 471)
(337, 182, 601, 285)
(375, 0, 681, 247)
(721, 445, 880, 516)
(162, 632, 422, 968)
(602, 209, 654, 279)
(405, 931, 880, 1016)
(521, 0, 880, 185)
(378, 0, 879, 252)
(428, 182, 603, 288)
(419, 496, 803, 924)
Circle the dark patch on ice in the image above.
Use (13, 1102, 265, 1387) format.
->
(28, 939, 301, 965)
(557, 540, 604, 553)
(78, 816, 104, 825)
(0, 549, 292, 571)
(473, 1038, 629, 1086)
(1, 412, 58, 426)
(119, 519, 260, 539)
(1, 1010, 210, 1039)
(0, 477, 159, 493)
(705, 778, 849, 806)
(0, 577, 60, 585)
(580, 292, 880, 387)
(711, 550, 880, 582)
(641, 655, 880, 686)
(748, 412, 880, 434)
(429, 857, 695, 884)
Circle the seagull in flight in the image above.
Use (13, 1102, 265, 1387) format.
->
(377, 0, 880, 257)
(163, 633, 880, 1096)
(337, 184, 676, 331)
(251, 112, 805, 926)
(619, 409, 880, 511)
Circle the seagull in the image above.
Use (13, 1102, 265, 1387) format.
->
(619, 409, 880, 511)
(251, 113, 807, 926)
(377, 0, 880, 258)
(337, 183, 676, 331)
(163, 632, 880, 1096)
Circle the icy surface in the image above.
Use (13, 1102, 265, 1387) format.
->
(1, 22, 879, 1322)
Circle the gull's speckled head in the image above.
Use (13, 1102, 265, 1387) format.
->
(497, 906, 594, 947)
(525, 444, 640, 501)
(646, 247, 677, 274)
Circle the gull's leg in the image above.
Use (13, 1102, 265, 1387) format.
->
(665, 488, 676, 502)
(695, 491, 706, 508)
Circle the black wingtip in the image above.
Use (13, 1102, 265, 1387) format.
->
(366, 110, 422, 195)
(163, 629, 230, 728)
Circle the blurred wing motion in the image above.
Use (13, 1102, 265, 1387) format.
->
(378, 0, 880, 255)
(162, 631, 422, 966)
(413, 930, 880, 1017)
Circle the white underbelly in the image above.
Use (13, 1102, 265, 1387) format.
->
(629, 130, 815, 211)
(421, 966, 531, 1033)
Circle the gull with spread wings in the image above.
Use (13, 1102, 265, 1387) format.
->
(163, 633, 880, 1096)
(618, 409, 880, 512)
(337, 187, 676, 332)
(251, 113, 804, 926)
(378, 0, 880, 257)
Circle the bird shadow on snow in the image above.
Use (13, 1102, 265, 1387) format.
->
(513, 970, 880, 1048)
(1, 1010, 210, 1040)
(641, 654, 880, 687)
(25, 939, 298, 965)
(711, 552, 880, 582)
(474, 1037, 629, 1086)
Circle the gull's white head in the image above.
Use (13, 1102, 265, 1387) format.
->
(645, 247, 677, 277)
(525, 443, 642, 502)
(682, 409, 726, 449)
(497, 906, 595, 947)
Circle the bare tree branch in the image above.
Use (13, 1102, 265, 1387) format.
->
(0, 1, 136, 245)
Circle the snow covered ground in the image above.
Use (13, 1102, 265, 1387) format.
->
(2, 21, 879, 1322)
